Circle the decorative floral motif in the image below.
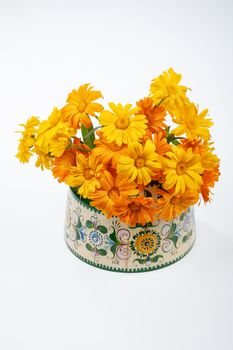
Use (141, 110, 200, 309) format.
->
(129, 230, 163, 265)
(65, 189, 196, 272)
(106, 221, 131, 264)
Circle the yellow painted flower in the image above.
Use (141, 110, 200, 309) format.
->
(65, 153, 105, 198)
(150, 68, 189, 112)
(172, 103, 213, 140)
(163, 146, 203, 194)
(62, 84, 103, 129)
(16, 116, 40, 163)
(155, 190, 199, 221)
(99, 103, 147, 146)
(89, 172, 138, 217)
(117, 140, 162, 185)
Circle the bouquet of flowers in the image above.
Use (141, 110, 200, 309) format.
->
(16, 68, 220, 227)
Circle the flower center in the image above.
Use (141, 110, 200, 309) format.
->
(115, 117, 130, 130)
(84, 168, 93, 179)
(167, 85, 176, 95)
(129, 202, 140, 212)
(78, 102, 86, 113)
(135, 157, 145, 168)
(170, 196, 182, 205)
(176, 162, 186, 175)
(135, 233, 157, 254)
(108, 187, 120, 199)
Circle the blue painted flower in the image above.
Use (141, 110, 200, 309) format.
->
(89, 231, 103, 246)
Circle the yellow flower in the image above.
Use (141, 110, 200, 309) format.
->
(16, 116, 40, 163)
(99, 103, 147, 146)
(181, 138, 218, 170)
(150, 68, 189, 112)
(36, 107, 75, 159)
(172, 103, 213, 141)
(89, 172, 138, 217)
(163, 146, 203, 194)
(61, 84, 103, 129)
(117, 140, 162, 185)
(65, 153, 104, 198)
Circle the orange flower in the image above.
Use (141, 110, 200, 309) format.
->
(201, 165, 220, 203)
(155, 189, 199, 221)
(181, 139, 219, 171)
(153, 132, 171, 155)
(72, 137, 90, 156)
(89, 172, 138, 218)
(113, 195, 157, 227)
(61, 84, 103, 129)
(136, 97, 167, 133)
(92, 132, 126, 168)
(52, 148, 76, 183)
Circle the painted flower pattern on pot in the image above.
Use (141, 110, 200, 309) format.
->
(130, 230, 163, 265)
(64, 189, 196, 272)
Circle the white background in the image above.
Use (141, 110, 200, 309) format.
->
(1, 1, 233, 349)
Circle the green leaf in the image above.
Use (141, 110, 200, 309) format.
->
(109, 228, 119, 244)
(97, 248, 107, 256)
(75, 228, 80, 241)
(86, 243, 94, 251)
(110, 244, 117, 256)
(81, 124, 95, 149)
(97, 225, 108, 234)
(150, 254, 163, 263)
(77, 217, 82, 229)
(133, 258, 147, 265)
(170, 222, 177, 234)
(171, 139, 180, 145)
(180, 212, 185, 221)
(86, 220, 94, 229)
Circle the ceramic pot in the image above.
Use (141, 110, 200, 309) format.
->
(64, 188, 196, 273)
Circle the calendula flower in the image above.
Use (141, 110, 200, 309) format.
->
(36, 108, 75, 158)
(65, 153, 105, 198)
(89, 172, 138, 217)
(155, 190, 199, 221)
(150, 68, 189, 112)
(153, 132, 171, 155)
(201, 164, 220, 203)
(99, 103, 147, 146)
(52, 149, 76, 183)
(136, 97, 167, 133)
(16, 116, 40, 163)
(117, 140, 162, 185)
(181, 138, 218, 170)
(61, 84, 103, 129)
(113, 195, 157, 227)
(163, 146, 203, 194)
(172, 102, 213, 141)
(92, 132, 126, 168)
(34, 148, 52, 170)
